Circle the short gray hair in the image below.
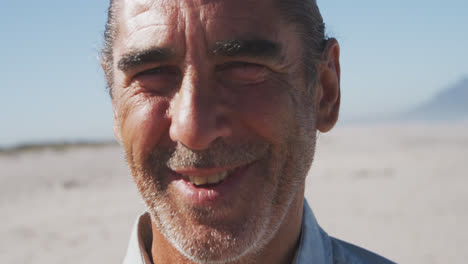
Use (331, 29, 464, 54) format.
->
(101, 0, 119, 97)
(276, 0, 328, 83)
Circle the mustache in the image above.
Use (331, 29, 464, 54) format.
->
(149, 140, 270, 169)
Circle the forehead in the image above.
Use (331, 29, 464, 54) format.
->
(115, 0, 286, 52)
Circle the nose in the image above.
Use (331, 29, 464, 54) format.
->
(169, 72, 231, 150)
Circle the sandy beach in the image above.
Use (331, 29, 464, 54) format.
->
(1, 124, 467, 263)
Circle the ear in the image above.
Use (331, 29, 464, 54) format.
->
(100, 58, 108, 80)
(315, 38, 341, 133)
(101, 58, 112, 87)
(113, 104, 122, 144)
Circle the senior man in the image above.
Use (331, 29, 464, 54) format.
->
(101, 0, 394, 263)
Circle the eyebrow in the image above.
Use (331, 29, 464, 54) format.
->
(213, 39, 282, 61)
(117, 39, 282, 72)
(117, 47, 173, 72)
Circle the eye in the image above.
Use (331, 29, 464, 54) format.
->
(217, 62, 268, 85)
(133, 66, 180, 93)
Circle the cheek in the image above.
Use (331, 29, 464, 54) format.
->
(234, 85, 295, 145)
(119, 98, 171, 162)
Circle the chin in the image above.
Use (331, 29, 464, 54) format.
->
(157, 216, 268, 264)
(132, 163, 288, 263)
(142, 175, 279, 263)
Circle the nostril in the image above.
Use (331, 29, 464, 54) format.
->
(168, 113, 232, 150)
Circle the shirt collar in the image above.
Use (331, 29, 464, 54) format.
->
(293, 200, 332, 264)
(123, 212, 152, 264)
(123, 199, 331, 264)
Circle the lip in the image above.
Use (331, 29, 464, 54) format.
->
(172, 166, 237, 177)
(169, 162, 253, 206)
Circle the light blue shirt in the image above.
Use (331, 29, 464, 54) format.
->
(123, 200, 395, 264)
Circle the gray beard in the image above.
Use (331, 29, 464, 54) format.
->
(128, 134, 316, 263)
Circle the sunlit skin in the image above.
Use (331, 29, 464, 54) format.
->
(107, 0, 340, 263)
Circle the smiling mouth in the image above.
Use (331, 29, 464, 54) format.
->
(178, 168, 237, 187)
(168, 162, 255, 205)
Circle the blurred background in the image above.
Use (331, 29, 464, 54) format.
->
(1, 0, 467, 263)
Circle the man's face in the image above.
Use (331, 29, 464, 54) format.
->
(111, 0, 318, 262)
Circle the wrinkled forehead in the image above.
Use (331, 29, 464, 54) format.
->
(120, 0, 279, 20)
(115, 0, 284, 48)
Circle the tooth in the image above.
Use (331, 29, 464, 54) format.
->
(194, 176, 208, 186)
(208, 174, 220, 184)
(186, 170, 231, 186)
(219, 171, 228, 180)
(211, 171, 228, 183)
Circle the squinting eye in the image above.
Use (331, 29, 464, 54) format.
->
(217, 62, 268, 85)
(134, 66, 180, 93)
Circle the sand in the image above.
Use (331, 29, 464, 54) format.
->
(1, 124, 467, 263)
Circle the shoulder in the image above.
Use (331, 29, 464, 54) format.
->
(328, 236, 396, 264)
(297, 200, 396, 264)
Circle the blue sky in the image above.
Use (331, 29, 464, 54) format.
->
(1, 0, 467, 147)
